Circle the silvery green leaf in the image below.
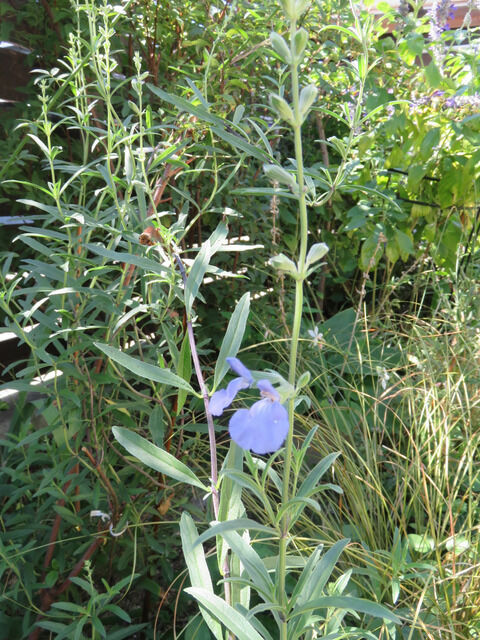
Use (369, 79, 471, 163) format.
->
(214, 292, 250, 388)
(124, 146, 134, 183)
(185, 588, 264, 640)
(270, 32, 292, 63)
(296, 371, 311, 390)
(112, 427, 207, 491)
(299, 85, 318, 121)
(279, 0, 297, 19)
(180, 514, 223, 640)
(306, 242, 329, 267)
(232, 104, 245, 126)
(269, 94, 295, 125)
(295, 0, 311, 17)
(292, 28, 308, 61)
(304, 175, 316, 199)
(263, 164, 297, 190)
(269, 253, 298, 275)
(185, 222, 228, 315)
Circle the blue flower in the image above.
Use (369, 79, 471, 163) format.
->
(229, 379, 289, 454)
(210, 358, 290, 454)
(210, 357, 254, 416)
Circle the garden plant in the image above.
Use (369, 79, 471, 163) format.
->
(0, 0, 479, 639)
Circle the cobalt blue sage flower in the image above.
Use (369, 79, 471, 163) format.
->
(210, 358, 289, 454)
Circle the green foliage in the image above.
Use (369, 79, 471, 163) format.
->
(1, 0, 480, 637)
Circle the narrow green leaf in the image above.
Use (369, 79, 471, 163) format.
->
(232, 104, 245, 125)
(214, 292, 250, 388)
(104, 604, 131, 623)
(289, 596, 400, 624)
(86, 243, 169, 275)
(185, 223, 228, 315)
(211, 126, 269, 161)
(51, 601, 87, 614)
(298, 452, 341, 500)
(319, 24, 362, 43)
(263, 164, 297, 189)
(292, 28, 308, 61)
(275, 496, 321, 525)
(222, 530, 274, 599)
(269, 253, 298, 276)
(293, 539, 350, 607)
(269, 94, 295, 125)
(216, 443, 245, 573)
(27, 134, 50, 158)
(185, 587, 265, 640)
(148, 84, 226, 127)
(221, 469, 266, 504)
(289, 539, 350, 638)
(180, 513, 223, 640)
(230, 532, 251, 613)
(231, 187, 298, 200)
(112, 426, 207, 491)
(299, 85, 317, 121)
(194, 518, 276, 547)
(149, 84, 268, 161)
(95, 343, 195, 393)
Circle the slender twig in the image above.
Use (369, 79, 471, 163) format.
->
(173, 254, 220, 517)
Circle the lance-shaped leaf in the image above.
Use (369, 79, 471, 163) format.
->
(263, 164, 297, 190)
(299, 85, 318, 122)
(305, 242, 329, 273)
(216, 443, 245, 574)
(295, 0, 312, 18)
(269, 94, 295, 126)
(194, 519, 277, 548)
(185, 588, 264, 640)
(288, 539, 350, 638)
(279, 0, 296, 19)
(86, 244, 169, 276)
(148, 85, 269, 162)
(230, 530, 251, 614)
(113, 427, 208, 491)
(214, 292, 250, 389)
(180, 513, 223, 640)
(294, 538, 349, 606)
(184, 223, 228, 315)
(292, 28, 308, 61)
(289, 596, 401, 624)
(297, 452, 341, 502)
(270, 32, 292, 63)
(269, 253, 298, 276)
(221, 530, 275, 600)
(95, 343, 195, 393)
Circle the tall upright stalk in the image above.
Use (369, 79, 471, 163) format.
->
(277, 11, 311, 638)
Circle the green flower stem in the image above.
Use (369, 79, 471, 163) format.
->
(278, 15, 310, 638)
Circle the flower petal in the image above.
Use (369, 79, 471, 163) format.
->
(257, 379, 280, 401)
(229, 398, 289, 454)
(227, 375, 251, 398)
(210, 388, 232, 416)
(210, 376, 250, 416)
(226, 357, 253, 384)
